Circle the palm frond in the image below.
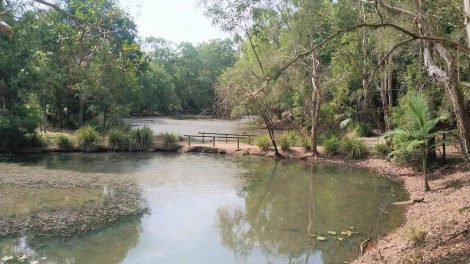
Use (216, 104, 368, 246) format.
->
(407, 95, 430, 129)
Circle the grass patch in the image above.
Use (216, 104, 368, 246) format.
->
(339, 137, 369, 159)
(76, 126, 100, 152)
(322, 135, 341, 157)
(160, 132, 181, 151)
(129, 127, 154, 151)
(108, 129, 129, 151)
(55, 135, 74, 150)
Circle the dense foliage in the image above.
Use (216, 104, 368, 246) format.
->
(0, 0, 235, 150)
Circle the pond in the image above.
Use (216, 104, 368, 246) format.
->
(125, 116, 261, 136)
(0, 153, 405, 264)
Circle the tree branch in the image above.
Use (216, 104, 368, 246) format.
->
(370, 38, 417, 87)
(32, 0, 86, 30)
(267, 22, 468, 83)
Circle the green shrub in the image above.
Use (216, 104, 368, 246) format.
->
(25, 132, 47, 148)
(76, 126, 100, 152)
(108, 129, 129, 151)
(279, 134, 291, 152)
(255, 134, 271, 152)
(279, 131, 298, 152)
(374, 142, 391, 156)
(319, 131, 337, 144)
(299, 136, 312, 153)
(129, 127, 154, 151)
(55, 135, 74, 150)
(354, 122, 373, 137)
(322, 135, 341, 156)
(0, 107, 40, 151)
(339, 137, 369, 159)
(161, 132, 180, 151)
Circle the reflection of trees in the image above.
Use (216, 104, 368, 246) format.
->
(217, 158, 406, 264)
(6, 152, 158, 174)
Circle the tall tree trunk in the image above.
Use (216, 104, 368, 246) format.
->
(414, 0, 470, 162)
(262, 114, 281, 157)
(79, 94, 85, 127)
(387, 56, 393, 127)
(464, 0, 470, 48)
(311, 52, 321, 156)
(360, 1, 382, 131)
(375, 0, 470, 161)
(379, 58, 390, 131)
(423, 147, 430, 192)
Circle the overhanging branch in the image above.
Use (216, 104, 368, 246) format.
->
(267, 22, 468, 83)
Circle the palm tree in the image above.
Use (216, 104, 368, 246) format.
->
(385, 95, 447, 192)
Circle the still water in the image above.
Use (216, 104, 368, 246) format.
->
(125, 116, 261, 136)
(0, 153, 406, 264)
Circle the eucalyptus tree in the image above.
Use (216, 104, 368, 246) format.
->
(201, 0, 286, 156)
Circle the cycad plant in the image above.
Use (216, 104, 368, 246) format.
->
(385, 95, 447, 192)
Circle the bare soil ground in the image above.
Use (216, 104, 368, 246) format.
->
(183, 140, 470, 264)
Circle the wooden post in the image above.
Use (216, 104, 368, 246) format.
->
(213, 137, 215, 147)
(225, 134, 228, 143)
(202, 134, 205, 143)
(237, 138, 240, 150)
(188, 136, 191, 146)
(248, 136, 251, 145)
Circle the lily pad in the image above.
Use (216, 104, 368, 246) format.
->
(316, 236, 327, 241)
(337, 237, 344, 241)
(327, 231, 337, 235)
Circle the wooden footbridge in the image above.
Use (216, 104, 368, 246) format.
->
(183, 132, 256, 150)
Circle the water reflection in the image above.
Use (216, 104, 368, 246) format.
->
(0, 153, 405, 264)
(217, 158, 405, 263)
